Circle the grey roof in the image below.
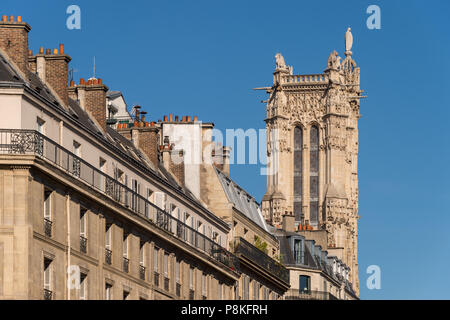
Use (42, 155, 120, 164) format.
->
(215, 167, 269, 232)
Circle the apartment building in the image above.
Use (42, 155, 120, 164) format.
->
(0, 15, 240, 300)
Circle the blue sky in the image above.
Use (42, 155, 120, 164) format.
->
(3, 0, 449, 299)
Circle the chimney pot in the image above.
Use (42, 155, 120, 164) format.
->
(182, 116, 186, 122)
(10, 16, 14, 23)
(2, 16, 7, 22)
(39, 47, 44, 54)
(187, 116, 192, 122)
(80, 78, 85, 85)
(193, 116, 198, 122)
(175, 115, 179, 122)
(46, 49, 51, 55)
(17, 16, 22, 23)
(28, 49, 33, 56)
(98, 78, 102, 85)
(93, 79, 98, 85)
(70, 80, 75, 87)
(150, 122, 155, 127)
(169, 114, 173, 122)
(59, 44, 64, 55)
(52, 48, 58, 55)
(163, 115, 168, 122)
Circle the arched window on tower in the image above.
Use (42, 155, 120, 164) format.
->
(293, 127, 303, 223)
(310, 125, 319, 226)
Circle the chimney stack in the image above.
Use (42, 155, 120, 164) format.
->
(0, 15, 31, 77)
(69, 77, 109, 132)
(282, 214, 295, 233)
(31, 43, 72, 106)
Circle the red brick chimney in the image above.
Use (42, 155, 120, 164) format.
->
(0, 15, 31, 77)
(69, 78, 108, 132)
(29, 44, 71, 106)
(160, 137, 185, 186)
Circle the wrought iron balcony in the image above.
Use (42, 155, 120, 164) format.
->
(123, 257, 129, 273)
(43, 218, 52, 237)
(105, 248, 112, 265)
(284, 289, 338, 300)
(234, 237, 289, 284)
(80, 236, 87, 254)
(139, 265, 146, 281)
(43, 289, 53, 300)
(0, 129, 240, 274)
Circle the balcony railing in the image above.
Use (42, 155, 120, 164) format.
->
(0, 129, 239, 274)
(43, 218, 52, 237)
(105, 248, 112, 265)
(283, 289, 338, 300)
(80, 236, 87, 254)
(234, 237, 289, 284)
(43, 289, 53, 300)
(123, 257, 129, 273)
(139, 265, 146, 280)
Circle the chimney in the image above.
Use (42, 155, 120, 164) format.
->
(222, 146, 231, 176)
(282, 214, 295, 233)
(0, 15, 31, 77)
(160, 137, 185, 186)
(34, 44, 71, 106)
(70, 77, 109, 132)
(123, 122, 160, 167)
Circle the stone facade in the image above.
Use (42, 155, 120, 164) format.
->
(261, 29, 362, 294)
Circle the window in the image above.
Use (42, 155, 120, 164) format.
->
(73, 141, 81, 157)
(80, 273, 87, 300)
(300, 275, 311, 294)
(154, 247, 160, 286)
(310, 126, 319, 226)
(105, 283, 112, 300)
(37, 117, 45, 134)
(139, 240, 146, 280)
(202, 273, 207, 298)
(218, 281, 223, 300)
(99, 158, 106, 190)
(105, 224, 112, 265)
(164, 253, 170, 290)
(43, 189, 52, 237)
(80, 208, 87, 254)
(123, 290, 130, 300)
(293, 239, 304, 265)
(176, 260, 181, 297)
(293, 126, 303, 222)
(123, 233, 129, 273)
(43, 257, 52, 300)
(189, 267, 194, 290)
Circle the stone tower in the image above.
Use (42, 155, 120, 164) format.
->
(261, 28, 362, 292)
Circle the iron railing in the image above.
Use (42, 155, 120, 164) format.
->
(43, 218, 52, 237)
(43, 289, 53, 300)
(139, 265, 146, 280)
(284, 289, 338, 300)
(105, 248, 112, 265)
(80, 236, 87, 254)
(0, 129, 239, 273)
(123, 257, 129, 273)
(234, 237, 289, 284)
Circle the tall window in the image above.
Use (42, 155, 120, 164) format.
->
(154, 247, 160, 287)
(202, 273, 207, 298)
(80, 208, 87, 254)
(105, 283, 112, 300)
(43, 258, 53, 300)
(105, 223, 112, 265)
(310, 126, 319, 226)
(293, 239, 304, 265)
(37, 117, 45, 134)
(43, 189, 52, 237)
(80, 273, 87, 300)
(293, 127, 303, 222)
(123, 233, 129, 273)
(300, 275, 311, 294)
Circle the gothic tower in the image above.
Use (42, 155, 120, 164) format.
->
(260, 28, 362, 292)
